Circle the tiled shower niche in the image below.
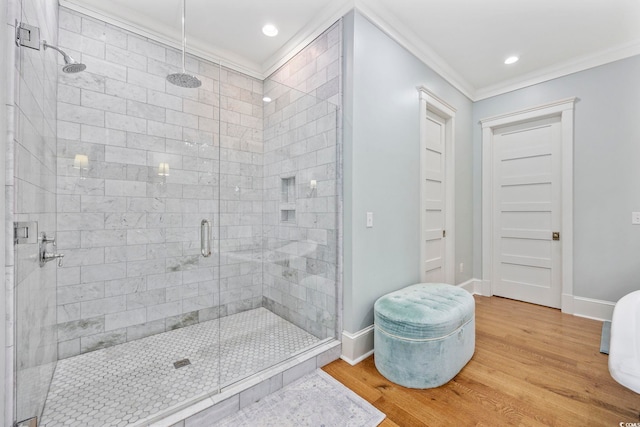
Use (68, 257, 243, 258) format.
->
(280, 176, 296, 223)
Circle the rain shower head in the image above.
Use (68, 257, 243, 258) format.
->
(43, 41, 86, 73)
(167, 72, 201, 88)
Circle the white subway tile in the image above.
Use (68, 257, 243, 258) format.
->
(105, 112, 146, 134)
(126, 100, 165, 122)
(148, 90, 182, 111)
(59, 248, 105, 267)
(104, 180, 146, 197)
(105, 79, 147, 103)
(59, 84, 81, 105)
(106, 44, 147, 71)
(146, 301, 182, 322)
(126, 133, 166, 152)
(104, 145, 147, 166)
(104, 277, 147, 297)
(58, 120, 81, 140)
(59, 9, 82, 33)
(183, 99, 214, 118)
(81, 296, 126, 317)
(58, 102, 104, 126)
(105, 213, 147, 229)
(83, 55, 128, 81)
(147, 120, 182, 139)
(128, 35, 166, 62)
(105, 245, 147, 263)
(81, 90, 127, 114)
(59, 71, 106, 93)
(81, 229, 127, 248)
(81, 124, 126, 147)
(58, 213, 105, 231)
(166, 109, 199, 129)
(104, 308, 146, 331)
(81, 262, 127, 283)
(127, 68, 166, 92)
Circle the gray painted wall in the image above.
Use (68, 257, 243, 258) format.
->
(342, 11, 474, 333)
(473, 55, 640, 303)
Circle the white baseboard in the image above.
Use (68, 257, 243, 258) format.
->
(465, 280, 615, 321)
(457, 278, 483, 295)
(340, 326, 374, 365)
(569, 296, 616, 321)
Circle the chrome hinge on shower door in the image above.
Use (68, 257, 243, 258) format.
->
(14, 221, 37, 244)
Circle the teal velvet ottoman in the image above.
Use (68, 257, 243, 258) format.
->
(374, 283, 475, 388)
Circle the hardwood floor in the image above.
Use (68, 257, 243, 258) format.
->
(323, 296, 640, 426)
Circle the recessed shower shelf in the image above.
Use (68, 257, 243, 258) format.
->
(280, 176, 296, 224)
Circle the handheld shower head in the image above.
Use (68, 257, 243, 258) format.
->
(42, 41, 86, 73)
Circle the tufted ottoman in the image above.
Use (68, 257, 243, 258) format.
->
(374, 283, 475, 388)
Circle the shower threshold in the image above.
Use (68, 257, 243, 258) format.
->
(40, 307, 332, 426)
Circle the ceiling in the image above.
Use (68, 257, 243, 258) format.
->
(60, 0, 640, 100)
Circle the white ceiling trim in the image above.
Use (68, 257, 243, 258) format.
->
(475, 39, 640, 101)
(353, 0, 475, 100)
(59, 0, 265, 79)
(261, 0, 354, 78)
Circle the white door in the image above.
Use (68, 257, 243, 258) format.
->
(491, 116, 562, 308)
(421, 111, 446, 282)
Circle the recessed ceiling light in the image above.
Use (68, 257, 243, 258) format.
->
(262, 24, 278, 37)
(504, 56, 519, 65)
(263, 96, 272, 103)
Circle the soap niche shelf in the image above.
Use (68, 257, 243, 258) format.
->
(280, 176, 296, 224)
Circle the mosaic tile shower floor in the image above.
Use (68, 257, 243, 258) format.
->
(40, 308, 320, 427)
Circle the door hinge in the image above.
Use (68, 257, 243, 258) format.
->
(15, 21, 41, 50)
(443, 230, 446, 238)
(14, 221, 37, 244)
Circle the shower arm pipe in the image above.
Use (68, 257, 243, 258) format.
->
(42, 41, 70, 62)
(180, 0, 186, 73)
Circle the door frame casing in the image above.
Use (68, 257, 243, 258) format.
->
(480, 97, 576, 312)
(418, 87, 456, 284)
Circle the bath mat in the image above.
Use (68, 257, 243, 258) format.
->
(600, 320, 611, 354)
(212, 369, 386, 427)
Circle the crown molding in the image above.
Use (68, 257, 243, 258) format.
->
(474, 39, 640, 101)
(352, 0, 475, 100)
(59, 0, 265, 79)
(261, 0, 353, 78)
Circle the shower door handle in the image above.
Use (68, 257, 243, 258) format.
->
(201, 219, 212, 257)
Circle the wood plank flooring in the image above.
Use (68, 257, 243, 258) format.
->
(323, 296, 640, 426)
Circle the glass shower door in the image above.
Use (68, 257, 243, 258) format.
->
(217, 74, 339, 389)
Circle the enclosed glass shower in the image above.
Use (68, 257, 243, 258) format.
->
(10, 5, 340, 425)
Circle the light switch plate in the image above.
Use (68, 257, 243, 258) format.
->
(633, 212, 640, 225)
(366, 212, 373, 228)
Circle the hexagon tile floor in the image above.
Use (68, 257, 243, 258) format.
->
(40, 308, 320, 427)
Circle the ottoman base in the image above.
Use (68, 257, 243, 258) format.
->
(374, 317, 475, 389)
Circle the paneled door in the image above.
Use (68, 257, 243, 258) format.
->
(421, 110, 447, 282)
(491, 116, 562, 308)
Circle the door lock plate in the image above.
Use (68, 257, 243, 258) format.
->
(552, 232, 560, 241)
